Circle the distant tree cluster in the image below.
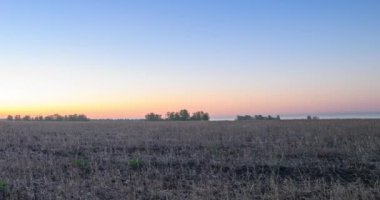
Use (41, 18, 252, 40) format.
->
(6, 114, 90, 121)
(307, 115, 319, 120)
(145, 113, 162, 121)
(236, 115, 281, 121)
(145, 109, 210, 121)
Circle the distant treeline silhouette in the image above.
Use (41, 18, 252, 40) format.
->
(307, 115, 319, 120)
(145, 109, 209, 121)
(7, 114, 90, 121)
(236, 115, 281, 121)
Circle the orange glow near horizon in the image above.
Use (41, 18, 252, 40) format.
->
(1, 88, 379, 119)
(1, 61, 379, 119)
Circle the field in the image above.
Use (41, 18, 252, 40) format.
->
(0, 120, 379, 199)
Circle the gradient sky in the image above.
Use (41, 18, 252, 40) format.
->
(1, 0, 379, 119)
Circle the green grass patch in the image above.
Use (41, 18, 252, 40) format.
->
(0, 180, 7, 193)
(73, 159, 90, 169)
(128, 157, 141, 169)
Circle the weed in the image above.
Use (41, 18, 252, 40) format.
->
(128, 157, 141, 169)
(0, 180, 7, 193)
(73, 159, 90, 169)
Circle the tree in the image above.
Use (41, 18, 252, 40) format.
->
(236, 115, 253, 121)
(255, 115, 265, 120)
(7, 115, 13, 121)
(68, 114, 78, 121)
(77, 114, 89, 121)
(145, 113, 162, 121)
(179, 109, 190, 121)
(191, 111, 210, 121)
(237, 114, 280, 121)
(202, 113, 210, 121)
(15, 115, 21, 121)
(166, 112, 176, 120)
(164, 109, 210, 121)
(67, 114, 89, 121)
(22, 115, 31, 121)
(191, 111, 201, 120)
(45, 115, 53, 121)
(53, 114, 64, 121)
(166, 111, 181, 121)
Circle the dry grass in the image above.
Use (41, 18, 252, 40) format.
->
(0, 120, 379, 199)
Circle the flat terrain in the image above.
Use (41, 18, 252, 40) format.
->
(0, 120, 379, 199)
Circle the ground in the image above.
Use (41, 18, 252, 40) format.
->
(0, 120, 379, 199)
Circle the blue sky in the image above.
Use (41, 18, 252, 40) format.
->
(0, 0, 379, 118)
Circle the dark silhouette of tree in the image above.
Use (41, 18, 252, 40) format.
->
(15, 115, 21, 121)
(237, 114, 281, 121)
(307, 115, 319, 120)
(45, 115, 53, 121)
(68, 114, 89, 121)
(166, 112, 179, 121)
(165, 110, 210, 121)
(255, 115, 265, 120)
(79, 114, 89, 121)
(190, 111, 210, 121)
(145, 113, 162, 121)
(179, 109, 190, 121)
(53, 114, 64, 121)
(202, 113, 210, 121)
(68, 114, 78, 121)
(22, 115, 31, 121)
(7, 114, 89, 121)
(236, 115, 253, 121)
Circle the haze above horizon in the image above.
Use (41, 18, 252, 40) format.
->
(1, 0, 379, 119)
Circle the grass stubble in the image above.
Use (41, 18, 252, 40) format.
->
(0, 120, 379, 199)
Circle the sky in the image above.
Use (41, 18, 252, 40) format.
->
(0, 0, 379, 119)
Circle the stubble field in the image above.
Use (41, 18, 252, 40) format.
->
(0, 120, 379, 199)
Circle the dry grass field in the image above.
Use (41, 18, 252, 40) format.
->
(0, 120, 379, 199)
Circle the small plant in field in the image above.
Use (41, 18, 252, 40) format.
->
(128, 157, 141, 169)
(272, 153, 284, 167)
(0, 180, 7, 193)
(73, 159, 90, 169)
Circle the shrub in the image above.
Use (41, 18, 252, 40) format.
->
(0, 180, 7, 193)
(128, 158, 141, 169)
(73, 159, 90, 169)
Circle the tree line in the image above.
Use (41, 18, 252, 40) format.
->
(6, 114, 90, 121)
(236, 115, 281, 121)
(145, 109, 210, 121)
